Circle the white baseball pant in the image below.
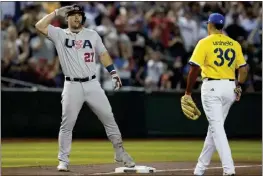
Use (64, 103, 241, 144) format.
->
(194, 79, 236, 175)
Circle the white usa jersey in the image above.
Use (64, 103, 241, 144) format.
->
(47, 25, 107, 78)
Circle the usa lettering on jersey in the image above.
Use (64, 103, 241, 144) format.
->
(65, 39, 93, 49)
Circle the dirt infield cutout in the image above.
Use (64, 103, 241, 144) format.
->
(2, 161, 261, 176)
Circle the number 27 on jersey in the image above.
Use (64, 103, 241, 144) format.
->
(84, 52, 94, 63)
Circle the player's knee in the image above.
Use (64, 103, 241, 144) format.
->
(102, 116, 118, 127)
(209, 118, 223, 125)
(209, 121, 224, 133)
(60, 123, 75, 132)
(60, 117, 77, 131)
(99, 111, 114, 121)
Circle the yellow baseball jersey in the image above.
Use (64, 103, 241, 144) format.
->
(189, 34, 247, 79)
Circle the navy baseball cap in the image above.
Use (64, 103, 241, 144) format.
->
(206, 13, 225, 25)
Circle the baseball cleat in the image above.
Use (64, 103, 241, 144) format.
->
(57, 161, 69, 172)
(115, 152, 136, 168)
(194, 169, 205, 175)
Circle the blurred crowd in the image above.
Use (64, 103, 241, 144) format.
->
(1, 1, 262, 92)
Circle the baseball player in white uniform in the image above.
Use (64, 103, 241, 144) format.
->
(35, 5, 135, 171)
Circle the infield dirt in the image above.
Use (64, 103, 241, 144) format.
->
(2, 161, 261, 176)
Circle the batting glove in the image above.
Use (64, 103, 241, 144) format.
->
(234, 85, 242, 101)
(111, 71, 122, 91)
(54, 6, 74, 17)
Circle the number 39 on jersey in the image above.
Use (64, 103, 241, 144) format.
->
(214, 48, 235, 67)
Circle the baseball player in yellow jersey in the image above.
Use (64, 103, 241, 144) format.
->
(180, 13, 248, 176)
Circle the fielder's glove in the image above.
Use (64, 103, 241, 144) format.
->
(181, 95, 201, 120)
(111, 71, 122, 91)
(54, 6, 74, 17)
(234, 85, 242, 101)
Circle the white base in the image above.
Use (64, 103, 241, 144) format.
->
(115, 165, 156, 173)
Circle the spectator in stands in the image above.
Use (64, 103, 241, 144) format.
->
(145, 51, 165, 89)
(16, 4, 41, 35)
(127, 18, 148, 67)
(240, 4, 259, 34)
(247, 12, 262, 46)
(29, 32, 55, 66)
(2, 26, 31, 81)
(147, 26, 164, 54)
(167, 24, 186, 61)
(113, 16, 134, 86)
(2, 26, 18, 66)
(178, 10, 198, 54)
(1, 1, 262, 92)
(225, 13, 248, 42)
(1, 18, 9, 62)
(31, 57, 57, 87)
(224, 2, 240, 28)
(42, 2, 61, 14)
(145, 6, 173, 48)
(1, 2, 16, 21)
(201, 2, 225, 17)
(126, 16, 149, 87)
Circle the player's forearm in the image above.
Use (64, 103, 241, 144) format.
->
(185, 65, 200, 95)
(100, 52, 116, 74)
(35, 12, 56, 35)
(100, 52, 113, 67)
(237, 65, 248, 84)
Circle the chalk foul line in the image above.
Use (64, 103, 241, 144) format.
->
(90, 164, 262, 175)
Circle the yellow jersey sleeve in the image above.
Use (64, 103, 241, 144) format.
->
(235, 42, 247, 69)
(189, 40, 206, 67)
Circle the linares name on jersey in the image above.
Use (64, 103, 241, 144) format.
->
(213, 41, 233, 46)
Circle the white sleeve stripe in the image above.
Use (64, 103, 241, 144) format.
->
(189, 61, 200, 66)
(238, 63, 247, 68)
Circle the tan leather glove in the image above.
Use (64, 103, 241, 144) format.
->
(181, 95, 201, 120)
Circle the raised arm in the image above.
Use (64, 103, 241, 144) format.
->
(35, 12, 56, 36)
(35, 6, 73, 36)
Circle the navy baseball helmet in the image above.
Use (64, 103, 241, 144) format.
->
(67, 4, 86, 25)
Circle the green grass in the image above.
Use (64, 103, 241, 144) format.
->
(2, 140, 261, 167)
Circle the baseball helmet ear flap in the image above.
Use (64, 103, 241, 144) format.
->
(81, 15, 86, 25)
